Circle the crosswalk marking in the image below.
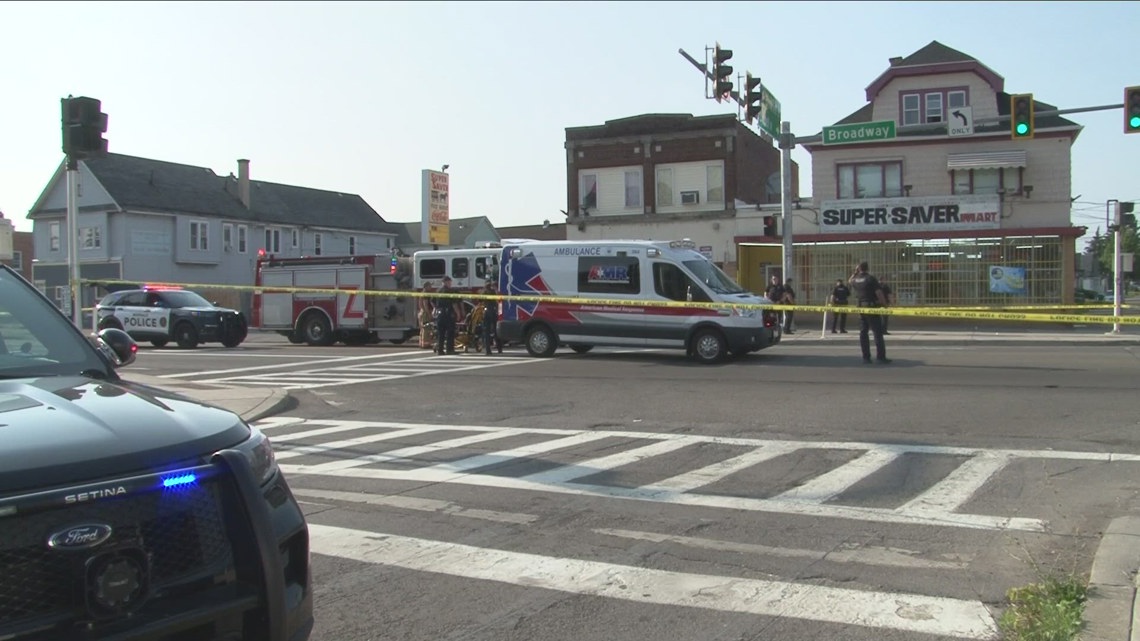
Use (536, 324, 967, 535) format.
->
(206, 354, 530, 390)
(261, 418, 1140, 532)
(308, 523, 999, 639)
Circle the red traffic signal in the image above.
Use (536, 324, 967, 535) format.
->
(712, 44, 733, 103)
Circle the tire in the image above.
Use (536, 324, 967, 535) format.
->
(388, 338, 408, 345)
(301, 312, 335, 347)
(525, 325, 557, 358)
(99, 317, 122, 331)
(690, 328, 726, 364)
(569, 344, 593, 354)
(221, 335, 244, 348)
(150, 338, 169, 348)
(174, 323, 199, 349)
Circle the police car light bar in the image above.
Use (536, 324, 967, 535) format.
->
(142, 284, 183, 291)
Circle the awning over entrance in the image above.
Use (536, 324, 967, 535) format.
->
(946, 150, 1027, 170)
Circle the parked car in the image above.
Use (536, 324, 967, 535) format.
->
(96, 286, 247, 349)
(0, 264, 313, 640)
(1075, 288, 1105, 304)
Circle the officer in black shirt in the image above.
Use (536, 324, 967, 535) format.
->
(829, 278, 850, 333)
(480, 280, 502, 355)
(849, 261, 890, 364)
(434, 276, 462, 355)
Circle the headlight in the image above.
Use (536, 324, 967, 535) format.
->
(731, 306, 758, 318)
(235, 427, 277, 485)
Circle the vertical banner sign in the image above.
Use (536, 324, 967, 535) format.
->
(421, 169, 450, 246)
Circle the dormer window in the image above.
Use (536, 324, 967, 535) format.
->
(925, 93, 943, 123)
(900, 88, 969, 126)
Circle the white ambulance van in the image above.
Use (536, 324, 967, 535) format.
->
(495, 239, 781, 364)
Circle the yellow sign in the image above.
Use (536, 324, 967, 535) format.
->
(422, 169, 449, 245)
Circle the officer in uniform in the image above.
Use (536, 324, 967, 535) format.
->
(480, 280, 503, 355)
(849, 261, 891, 364)
(765, 275, 786, 331)
(434, 276, 462, 355)
(829, 278, 850, 333)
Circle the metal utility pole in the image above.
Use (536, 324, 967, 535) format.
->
(779, 121, 794, 281)
(60, 96, 109, 330)
(1111, 202, 1123, 334)
(66, 159, 82, 328)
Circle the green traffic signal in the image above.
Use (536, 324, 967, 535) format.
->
(1130, 115, 1140, 129)
(1016, 123, 1029, 135)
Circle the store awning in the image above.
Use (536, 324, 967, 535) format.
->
(946, 150, 1027, 170)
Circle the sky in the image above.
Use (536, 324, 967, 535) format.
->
(1, 1, 1137, 249)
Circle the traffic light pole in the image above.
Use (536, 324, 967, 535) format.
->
(66, 157, 82, 329)
(1112, 204, 1123, 334)
(779, 121, 794, 283)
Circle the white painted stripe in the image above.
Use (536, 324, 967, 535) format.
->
(274, 427, 439, 461)
(278, 462, 1046, 531)
(519, 438, 695, 484)
(646, 445, 797, 493)
(301, 430, 516, 472)
(898, 453, 1012, 516)
(160, 350, 422, 378)
(308, 524, 998, 639)
(253, 416, 307, 430)
(292, 489, 538, 524)
(773, 448, 902, 504)
(593, 528, 971, 570)
(268, 423, 391, 443)
(414, 431, 617, 476)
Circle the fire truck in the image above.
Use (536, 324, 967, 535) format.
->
(252, 245, 510, 346)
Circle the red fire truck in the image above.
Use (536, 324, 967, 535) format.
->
(251, 246, 510, 347)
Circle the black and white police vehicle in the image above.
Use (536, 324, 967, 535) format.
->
(96, 286, 248, 349)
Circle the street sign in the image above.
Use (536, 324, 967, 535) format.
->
(948, 106, 974, 137)
(757, 86, 781, 138)
(821, 120, 897, 145)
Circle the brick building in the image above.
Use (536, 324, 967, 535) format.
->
(564, 113, 797, 274)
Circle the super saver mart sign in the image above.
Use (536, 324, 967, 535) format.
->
(820, 195, 1001, 233)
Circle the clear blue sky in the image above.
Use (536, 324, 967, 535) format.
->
(1, 1, 1136, 247)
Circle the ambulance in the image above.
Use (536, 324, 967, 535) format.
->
(495, 239, 781, 364)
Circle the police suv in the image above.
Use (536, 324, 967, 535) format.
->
(96, 287, 248, 349)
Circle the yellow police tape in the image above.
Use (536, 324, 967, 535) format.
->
(81, 279, 1140, 326)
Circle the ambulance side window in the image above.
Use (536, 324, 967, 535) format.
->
(452, 258, 469, 279)
(420, 259, 445, 279)
(474, 258, 488, 280)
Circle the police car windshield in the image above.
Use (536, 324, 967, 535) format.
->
(683, 259, 746, 295)
(0, 267, 107, 377)
(157, 290, 213, 308)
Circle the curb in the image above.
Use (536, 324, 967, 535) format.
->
(1083, 516, 1140, 641)
(242, 388, 291, 423)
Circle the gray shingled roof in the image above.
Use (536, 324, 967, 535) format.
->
(567, 113, 738, 141)
(30, 153, 400, 235)
(895, 41, 977, 67)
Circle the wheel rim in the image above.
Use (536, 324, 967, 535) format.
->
(695, 334, 721, 360)
(307, 320, 326, 341)
(530, 330, 550, 354)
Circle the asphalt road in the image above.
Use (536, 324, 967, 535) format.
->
(135, 333, 1140, 641)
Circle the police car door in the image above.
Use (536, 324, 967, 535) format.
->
(114, 292, 166, 337)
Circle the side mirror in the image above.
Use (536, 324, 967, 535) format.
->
(686, 285, 693, 302)
(97, 328, 138, 367)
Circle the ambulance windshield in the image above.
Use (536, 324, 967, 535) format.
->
(683, 259, 746, 295)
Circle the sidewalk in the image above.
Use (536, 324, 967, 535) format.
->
(122, 329, 1140, 641)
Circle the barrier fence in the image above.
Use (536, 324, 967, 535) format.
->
(80, 279, 1140, 327)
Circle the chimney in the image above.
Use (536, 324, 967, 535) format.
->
(889, 56, 903, 66)
(237, 159, 251, 208)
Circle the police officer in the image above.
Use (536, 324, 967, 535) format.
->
(765, 275, 786, 331)
(480, 280, 502, 355)
(781, 278, 796, 334)
(829, 278, 850, 334)
(849, 261, 891, 364)
(434, 276, 462, 355)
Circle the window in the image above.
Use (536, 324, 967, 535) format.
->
(10, 250, 23, 272)
(580, 173, 598, 209)
(190, 220, 209, 251)
(265, 228, 281, 253)
(948, 90, 967, 109)
(54, 286, 66, 307)
(314, 232, 322, 256)
(50, 222, 60, 251)
(951, 168, 1022, 195)
(577, 256, 639, 295)
(348, 236, 356, 255)
(452, 258, 469, 278)
(902, 94, 920, 126)
(653, 262, 707, 302)
(223, 223, 233, 250)
(475, 257, 493, 280)
(656, 168, 673, 207)
(624, 170, 642, 208)
(80, 226, 102, 249)
(291, 229, 299, 248)
(419, 258, 445, 279)
(707, 165, 724, 203)
(925, 93, 943, 123)
(837, 162, 903, 199)
(237, 225, 248, 253)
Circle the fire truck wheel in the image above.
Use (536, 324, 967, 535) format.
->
(301, 312, 335, 346)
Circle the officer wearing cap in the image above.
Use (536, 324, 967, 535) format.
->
(434, 276, 462, 355)
(849, 260, 891, 364)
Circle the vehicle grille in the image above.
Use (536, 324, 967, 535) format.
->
(0, 479, 233, 626)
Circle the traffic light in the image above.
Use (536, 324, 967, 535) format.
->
(1121, 201, 1137, 229)
(712, 44, 733, 103)
(1010, 93, 1034, 139)
(763, 215, 777, 236)
(1125, 86, 1140, 134)
(61, 96, 108, 158)
(744, 73, 762, 125)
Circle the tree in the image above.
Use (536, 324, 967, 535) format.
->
(1095, 226, 1139, 280)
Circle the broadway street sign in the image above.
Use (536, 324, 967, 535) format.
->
(821, 120, 896, 145)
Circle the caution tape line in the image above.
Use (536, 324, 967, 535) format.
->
(80, 279, 1140, 326)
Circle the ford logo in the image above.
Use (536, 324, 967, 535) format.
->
(47, 523, 113, 550)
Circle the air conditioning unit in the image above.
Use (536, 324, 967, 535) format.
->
(681, 190, 700, 205)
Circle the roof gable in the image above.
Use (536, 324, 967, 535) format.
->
(865, 41, 1004, 101)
